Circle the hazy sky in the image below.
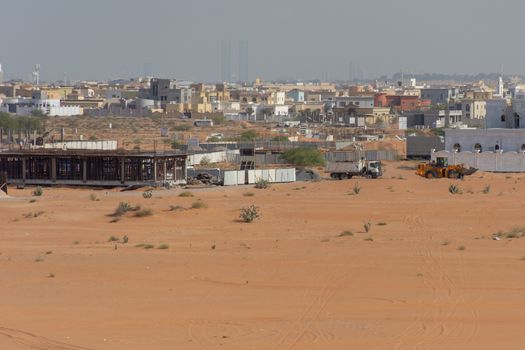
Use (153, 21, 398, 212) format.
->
(1, 0, 524, 82)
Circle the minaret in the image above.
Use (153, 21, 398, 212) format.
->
(497, 76, 504, 97)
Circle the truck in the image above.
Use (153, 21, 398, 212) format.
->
(327, 159, 383, 180)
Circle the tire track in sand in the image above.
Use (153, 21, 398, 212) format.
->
(392, 213, 479, 350)
(0, 326, 92, 350)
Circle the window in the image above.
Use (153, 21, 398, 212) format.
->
(521, 144, 525, 152)
(495, 144, 500, 151)
(453, 143, 461, 152)
(501, 115, 506, 122)
(474, 143, 482, 153)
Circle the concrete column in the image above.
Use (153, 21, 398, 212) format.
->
(82, 159, 87, 183)
(22, 157, 27, 183)
(163, 160, 167, 181)
(51, 157, 57, 182)
(120, 157, 125, 183)
(153, 159, 158, 182)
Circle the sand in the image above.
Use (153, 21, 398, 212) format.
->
(1, 161, 525, 349)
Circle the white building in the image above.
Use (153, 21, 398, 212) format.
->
(485, 99, 508, 128)
(0, 97, 82, 116)
(445, 128, 525, 153)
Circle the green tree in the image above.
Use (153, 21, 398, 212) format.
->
(211, 114, 226, 125)
(30, 109, 47, 117)
(282, 148, 325, 167)
(239, 130, 258, 141)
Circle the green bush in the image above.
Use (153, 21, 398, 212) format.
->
(173, 123, 192, 131)
(179, 191, 194, 197)
(353, 182, 361, 195)
(211, 115, 226, 125)
(32, 186, 43, 197)
(191, 201, 207, 209)
(134, 208, 153, 217)
(142, 190, 153, 199)
(112, 202, 133, 217)
(254, 178, 270, 189)
(281, 148, 325, 167)
(449, 184, 462, 195)
(171, 140, 182, 150)
(239, 205, 261, 223)
(338, 230, 354, 237)
(239, 130, 259, 141)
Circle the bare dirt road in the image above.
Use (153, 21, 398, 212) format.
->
(1, 161, 524, 349)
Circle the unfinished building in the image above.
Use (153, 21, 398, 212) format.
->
(0, 150, 187, 187)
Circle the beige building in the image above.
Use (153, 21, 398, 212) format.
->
(461, 99, 486, 120)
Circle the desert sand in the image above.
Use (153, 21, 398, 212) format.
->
(1, 161, 525, 349)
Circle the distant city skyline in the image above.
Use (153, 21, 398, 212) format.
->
(2, 0, 525, 82)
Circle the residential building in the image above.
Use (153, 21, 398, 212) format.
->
(420, 88, 458, 105)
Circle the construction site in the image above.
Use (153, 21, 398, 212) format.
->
(0, 150, 187, 187)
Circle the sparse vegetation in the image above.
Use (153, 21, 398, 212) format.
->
(364, 221, 372, 233)
(112, 202, 133, 217)
(441, 240, 450, 246)
(199, 156, 211, 166)
(179, 191, 194, 197)
(173, 123, 192, 131)
(89, 193, 100, 201)
(23, 211, 44, 219)
(143, 244, 155, 249)
(364, 237, 374, 241)
(191, 201, 207, 209)
(108, 235, 119, 242)
(458, 245, 466, 251)
(169, 205, 185, 211)
(142, 190, 153, 199)
(338, 230, 354, 237)
(47, 273, 55, 278)
(239, 205, 261, 223)
(482, 184, 491, 194)
(29, 199, 37, 203)
(254, 178, 270, 189)
(243, 192, 255, 197)
(281, 148, 325, 167)
(449, 184, 462, 195)
(158, 244, 169, 250)
(239, 129, 259, 141)
(353, 182, 361, 195)
(134, 208, 153, 217)
(32, 186, 43, 196)
(495, 227, 525, 239)
(377, 222, 387, 226)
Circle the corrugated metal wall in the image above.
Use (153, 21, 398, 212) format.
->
(223, 168, 296, 186)
(325, 150, 399, 162)
(432, 150, 525, 172)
